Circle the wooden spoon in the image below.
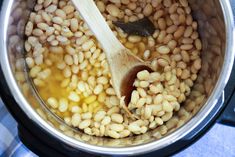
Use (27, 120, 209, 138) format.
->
(72, 0, 152, 117)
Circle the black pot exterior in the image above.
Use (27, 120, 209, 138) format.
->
(1, 0, 235, 156)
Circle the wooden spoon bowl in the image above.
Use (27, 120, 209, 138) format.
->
(72, 0, 153, 118)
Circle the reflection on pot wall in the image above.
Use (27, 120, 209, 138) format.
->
(5, 0, 225, 147)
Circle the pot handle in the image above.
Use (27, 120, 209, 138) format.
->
(218, 96, 235, 126)
(217, 86, 235, 126)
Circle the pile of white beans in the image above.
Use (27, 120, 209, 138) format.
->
(24, 0, 202, 138)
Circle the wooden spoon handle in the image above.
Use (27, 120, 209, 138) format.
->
(72, 0, 125, 56)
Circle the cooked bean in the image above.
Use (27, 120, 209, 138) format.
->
(24, 0, 202, 139)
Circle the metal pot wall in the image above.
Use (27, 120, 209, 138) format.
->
(0, 0, 235, 156)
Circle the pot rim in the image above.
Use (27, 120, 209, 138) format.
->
(0, 0, 235, 155)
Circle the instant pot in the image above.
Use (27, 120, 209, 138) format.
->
(0, 0, 235, 156)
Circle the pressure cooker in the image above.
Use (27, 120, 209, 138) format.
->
(0, 0, 235, 156)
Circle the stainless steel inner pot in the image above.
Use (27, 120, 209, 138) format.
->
(0, 0, 235, 156)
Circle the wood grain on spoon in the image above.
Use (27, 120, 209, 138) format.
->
(72, 0, 153, 117)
